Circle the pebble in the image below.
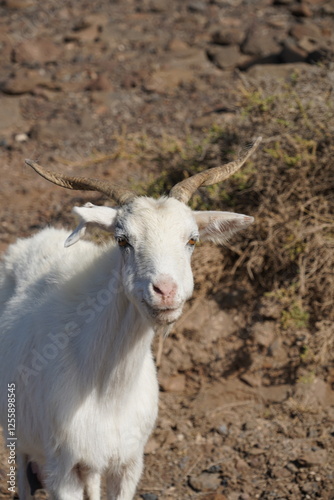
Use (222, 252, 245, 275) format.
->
(206, 45, 241, 70)
(141, 494, 158, 500)
(188, 1, 206, 13)
(159, 374, 186, 392)
(15, 133, 29, 142)
(189, 472, 222, 492)
(211, 28, 244, 46)
(290, 3, 313, 17)
(242, 25, 281, 57)
(216, 424, 229, 436)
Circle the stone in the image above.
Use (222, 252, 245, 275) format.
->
(188, 1, 206, 13)
(149, 0, 169, 12)
(259, 385, 290, 403)
(141, 494, 158, 500)
(252, 321, 276, 348)
(216, 424, 229, 436)
(294, 377, 334, 408)
(211, 28, 244, 46)
(167, 38, 189, 52)
(290, 4, 313, 17)
(189, 472, 222, 492)
(15, 133, 29, 142)
(4, 0, 34, 8)
(290, 23, 321, 41)
(159, 374, 186, 392)
(242, 26, 281, 57)
(239, 373, 261, 388)
(13, 38, 63, 65)
(297, 36, 320, 52)
(206, 45, 241, 70)
(295, 446, 327, 467)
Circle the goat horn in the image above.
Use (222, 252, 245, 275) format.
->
(169, 136, 262, 204)
(25, 159, 136, 205)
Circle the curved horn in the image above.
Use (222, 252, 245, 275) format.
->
(25, 159, 136, 205)
(169, 136, 262, 204)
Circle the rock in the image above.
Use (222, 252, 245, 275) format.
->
(211, 28, 244, 46)
(188, 1, 206, 13)
(167, 38, 189, 52)
(13, 38, 63, 65)
(141, 494, 158, 500)
(242, 26, 281, 57)
(294, 377, 334, 408)
(188, 472, 222, 492)
(239, 373, 261, 388)
(290, 3, 313, 17)
(290, 22, 322, 41)
(159, 374, 186, 392)
(297, 36, 321, 53)
(149, 0, 169, 12)
(252, 321, 276, 348)
(15, 133, 29, 142)
(295, 446, 327, 467)
(260, 385, 290, 403)
(216, 424, 229, 436)
(3, 0, 34, 8)
(207, 45, 241, 69)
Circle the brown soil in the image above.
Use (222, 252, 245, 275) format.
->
(0, 1, 334, 499)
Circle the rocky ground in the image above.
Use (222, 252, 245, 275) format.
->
(0, 0, 334, 499)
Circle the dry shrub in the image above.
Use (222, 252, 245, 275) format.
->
(146, 67, 334, 327)
(230, 68, 334, 325)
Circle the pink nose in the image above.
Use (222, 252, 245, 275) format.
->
(152, 275, 177, 303)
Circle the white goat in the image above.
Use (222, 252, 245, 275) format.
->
(0, 138, 261, 500)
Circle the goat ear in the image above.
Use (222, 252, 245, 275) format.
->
(193, 211, 254, 245)
(64, 203, 118, 248)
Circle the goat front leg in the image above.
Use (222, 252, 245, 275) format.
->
(106, 456, 143, 500)
(82, 469, 101, 500)
(43, 459, 84, 500)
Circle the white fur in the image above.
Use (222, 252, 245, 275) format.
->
(0, 196, 253, 500)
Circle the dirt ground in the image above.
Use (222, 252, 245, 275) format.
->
(0, 0, 334, 499)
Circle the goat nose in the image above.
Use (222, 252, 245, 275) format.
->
(152, 276, 177, 300)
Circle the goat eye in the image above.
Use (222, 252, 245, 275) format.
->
(117, 237, 129, 248)
(188, 238, 197, 246)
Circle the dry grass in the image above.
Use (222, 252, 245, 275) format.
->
(131, 68, 334, 328)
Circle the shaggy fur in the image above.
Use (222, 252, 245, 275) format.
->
(0, 196, 253, 500)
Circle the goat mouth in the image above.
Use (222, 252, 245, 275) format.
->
(143, 302, 183, 324)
